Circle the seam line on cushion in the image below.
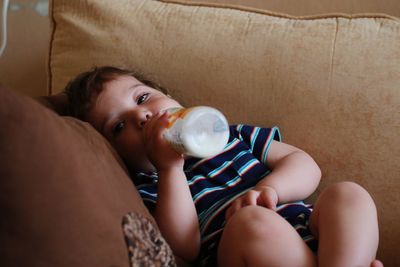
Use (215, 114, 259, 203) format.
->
(158, 0, 400, 21)
(328, 17, 339, 94)
(47, 0, 56, 96)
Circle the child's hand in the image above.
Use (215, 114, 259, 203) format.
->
(225, 185, 278, 221)
(143, 112, 184, 172)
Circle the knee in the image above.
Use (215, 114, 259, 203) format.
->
(219, 206, 291, 267)
(321, 181, 375, 208)
(224, 206, 284, 239)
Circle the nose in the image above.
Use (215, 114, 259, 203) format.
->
(134, 109, 152, 128)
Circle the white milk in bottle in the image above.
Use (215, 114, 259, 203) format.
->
(163, 106, 229, 158)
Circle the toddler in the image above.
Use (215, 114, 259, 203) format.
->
(64, 66, 383, 267)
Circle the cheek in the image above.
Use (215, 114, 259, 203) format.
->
(156, 96, 182, 107)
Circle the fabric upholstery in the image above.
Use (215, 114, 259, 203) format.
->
(48, 0, 400, 265)
(0, 85, 156, 267)
(123, 212, 177, 267)
(183, 0, 400, 18)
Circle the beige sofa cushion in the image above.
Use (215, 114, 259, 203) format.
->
(48, 0, 400, 265)
(182, 0, 400, 18)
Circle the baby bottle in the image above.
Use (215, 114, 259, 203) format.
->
(163, 106, 230, 158)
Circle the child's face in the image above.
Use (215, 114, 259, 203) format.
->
(85, 75, 182, 172)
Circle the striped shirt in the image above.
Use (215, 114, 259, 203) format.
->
(135, 124, 281, 244)
(136, 124, 317, 265)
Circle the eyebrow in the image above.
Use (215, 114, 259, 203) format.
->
(100, 82, 145, 134)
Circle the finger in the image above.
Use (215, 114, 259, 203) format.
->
(225, 191, 259, 221)
(225, 204, 239, 221)
(370, 260, 384, 267)
(258, 190, 277, 210)
(156, 111, 169, 125)
(245, 190, 259, 206)
(144, 113, 167, 141)
(225, 206, 233, 221)
(147, 112, 166, 132)
(225, 200, 242, 220)
(231, 199, 243, 212)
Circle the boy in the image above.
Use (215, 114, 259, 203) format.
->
(63, 66, 382, 267)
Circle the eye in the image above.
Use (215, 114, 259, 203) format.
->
(112, 121, 125, 135)
(137, 93, 150, 104)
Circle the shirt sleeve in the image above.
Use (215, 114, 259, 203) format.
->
(232, 124, 281, 164)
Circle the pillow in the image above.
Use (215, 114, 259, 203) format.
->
(0, 85, 173, 266)
(48, 0, 400, 265)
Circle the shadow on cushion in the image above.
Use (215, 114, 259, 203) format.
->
(0, 85, 156, 267)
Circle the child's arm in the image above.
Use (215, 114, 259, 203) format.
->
(144, 113, 200, 261)
(226, 140, 321, 219)
(258, 140, 321, 203)
(154, 167, 200, 261)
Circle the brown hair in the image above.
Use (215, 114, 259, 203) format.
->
(64, 66, 167, 120)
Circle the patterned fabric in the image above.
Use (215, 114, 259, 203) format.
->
(277, 203, 318, 252)
(122, 212, 177, 267)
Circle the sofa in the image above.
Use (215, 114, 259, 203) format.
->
(1, 0, 399, 266)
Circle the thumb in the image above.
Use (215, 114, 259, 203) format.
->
(258, 189, 278, 211)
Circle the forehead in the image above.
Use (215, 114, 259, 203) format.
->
(102, 75, 142, 92)
(96, 76, 140, 107)
(85, 75, 143, 128)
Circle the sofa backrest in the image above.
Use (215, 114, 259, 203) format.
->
(48, 0, 400, 265)
(183, 0, 400, 17)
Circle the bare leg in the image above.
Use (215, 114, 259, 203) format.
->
(218, 205, 316, 267)
(310, 182, 379, 267)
